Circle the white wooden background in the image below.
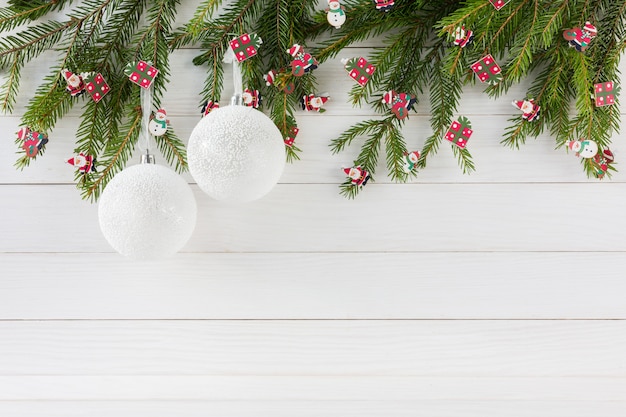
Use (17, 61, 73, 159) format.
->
(1, 2, 625, 415)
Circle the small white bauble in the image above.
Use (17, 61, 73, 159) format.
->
(187, 105, 286, 202)
(98, 163, 197, 260)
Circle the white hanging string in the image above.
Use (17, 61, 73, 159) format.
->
(223, 46, 243, 101)
(140, 83, 153, 154)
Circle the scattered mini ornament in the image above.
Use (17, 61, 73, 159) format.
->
(83, 72, 110, 102)
(61, 69, 86, 96)
(67, 152, 96, 174)
(286, 44, 318, 76)
(284, 126, 299, 147)
(17, 127, 48, 158)
(568, 139, 598, 158)
(342, 57, 376, 86)
(229, 33, 263, 62)
(124, 60, 159, 89)
(512, 98, 541, 121)
(264, 69, 295, 94)
(445, 116, 473, 149)
(242, 88, 262, 108)
(373, 0, 394, 12)
(453, 25, 474, 48)
(201, 100, 219, 117)
(471, 55, 502, 84)
(489, 0, 510, 10)
(382, 90, 417, 120)
(98, 159, 197, 260)
(402, 151, 420, 173)
(187, 105, 286, 202)
(326, 0, 346, 29)
(591, 149, 614, 179)
(301, 93, 329, 112)
(563, 21, 597, 52)
(343, 166, 370, 187)
(263, 69, 277, 86)
(148, 108, 169, 136)
(593, 82, 619, 107)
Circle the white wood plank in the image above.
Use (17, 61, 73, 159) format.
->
(2, 400, 624, 417)
(0, 320, 623, 376)
(0, 183, 625, 253)
(1, 253, 626, 320)
(0, 375, 624, 401)
(3, 114, 625, 185)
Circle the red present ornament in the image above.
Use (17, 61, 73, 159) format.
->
(84, 73, 110, 102)
(229, 33, 263, 63)
(489, 0, 510, 10)
(471, 54, 502, 84)
(594, 81, 619, 107)
(124, 60, 159, 89)
(445, 116, 473, 149)
(342, 57, 376, 87)
(284, 126, 299, 147)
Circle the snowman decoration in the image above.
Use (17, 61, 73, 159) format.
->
(326, 0, 346, 29)
(148, 108, 169, 136)
(402, 151, 420, 173)
(568, 139, 598, 158)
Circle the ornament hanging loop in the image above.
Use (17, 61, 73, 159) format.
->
(223, 47, 244, 105)
(139, 80, 155, 161)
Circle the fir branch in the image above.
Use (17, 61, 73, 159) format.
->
(451, 146, 475, 174)
(0, 50, 21, 113)
(154, 129, 188, 172)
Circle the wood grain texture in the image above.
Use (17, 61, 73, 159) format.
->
(0, 253, 625, 319)
(1, 183, 625, 253)
(2, 400, 626, 417)
(0, 321, 624, 376)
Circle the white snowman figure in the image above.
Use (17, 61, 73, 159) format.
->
(568, 139, 598, 159)
(148, 108, 169, 136)
(402, 151, 420, 173)
(326, 0, 346, 29)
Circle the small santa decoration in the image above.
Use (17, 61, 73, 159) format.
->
(148, 108, 169, 136)
(343, 166, 370, 187)
(242, 89, 262, 108)
(512, 98, 541, 121)
(454, 26, 474, 48)
(286, 44, 318, 76)
(592, 149, 614, 179)
(61, 69, 86, 96)
(301, 94, 329, 112)
(67, 153, 96, 173)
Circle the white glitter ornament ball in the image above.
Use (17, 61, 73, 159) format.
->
(187, 105, 286, 202)
(98, 163, 197, 260)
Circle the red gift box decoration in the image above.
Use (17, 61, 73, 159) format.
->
(343, 57, 376, 86)
(594, 81, 619, 107)
(471, 54, 502, 84)
(230, 33, 263, 63)
(445, 116, 473, 149)
(84, 73, 110, 102)
(124, 60, 159, 89)
(489, 0, 510, 10)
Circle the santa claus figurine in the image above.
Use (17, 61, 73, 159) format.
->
(343, 166, 370, 187)
(67, 153, 96, 173)
(61, 69, 86, 96)
(287, 44, 318, 76)
(242, 89, 262, 108)
(512, 98, 540, 121)
(301, 94, 329, 112)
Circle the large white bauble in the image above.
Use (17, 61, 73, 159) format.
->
(187, 105, 286, 202)
(98, 163, 197, 260)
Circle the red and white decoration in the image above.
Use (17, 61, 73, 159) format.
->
(84, 73, 110, 102)
(229, 33, 263, 62)
(342, 57, 376, 86)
